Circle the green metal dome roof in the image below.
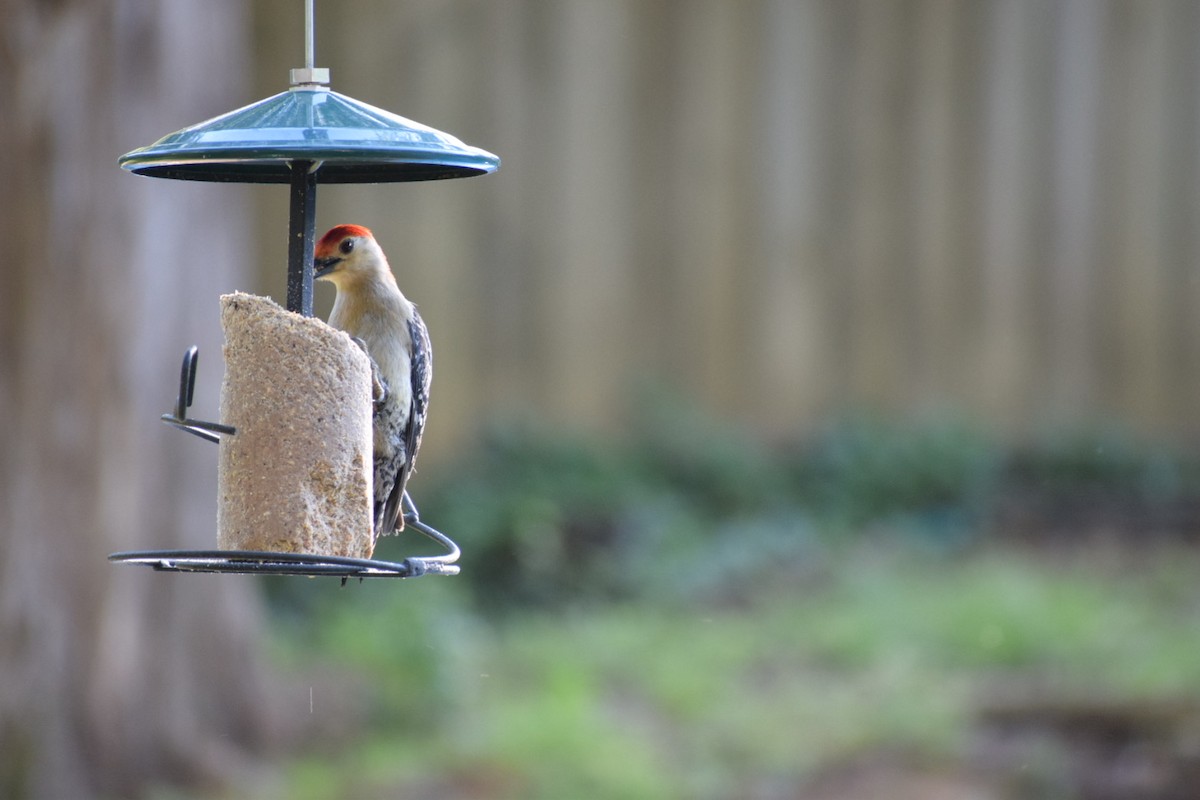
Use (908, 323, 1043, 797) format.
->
(118, 86, 500, 184)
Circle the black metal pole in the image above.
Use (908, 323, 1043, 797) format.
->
(287, 160, 317, 316)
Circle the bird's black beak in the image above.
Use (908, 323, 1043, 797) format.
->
(314, 256, 342, 279)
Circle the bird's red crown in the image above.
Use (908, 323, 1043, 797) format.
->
(316, 224, 374, 255)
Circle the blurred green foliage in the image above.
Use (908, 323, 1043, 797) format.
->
(260, 403, 1200, 799)
(269, 548, 1200, 799)
(410, 401, 1200, 614)
(785, 414, 999, 538)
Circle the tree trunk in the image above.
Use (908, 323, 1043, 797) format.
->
(0, 2, 298, 796)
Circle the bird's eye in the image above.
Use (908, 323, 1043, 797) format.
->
(339, 238, 356, 255)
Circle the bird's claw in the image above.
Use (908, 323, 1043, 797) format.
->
(372, 376, 389, 410)
(350, 337, 389, 407)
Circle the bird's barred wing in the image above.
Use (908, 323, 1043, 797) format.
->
(378, 309, 432, 535)
(402, 309, 433, 485)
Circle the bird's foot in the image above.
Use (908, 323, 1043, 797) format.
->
(349, 337, 389, 407)
(372, 376, 389, 410)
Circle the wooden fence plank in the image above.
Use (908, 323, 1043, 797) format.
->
(1049, 0, 1104, 423)
(250, 0, 1200, 451)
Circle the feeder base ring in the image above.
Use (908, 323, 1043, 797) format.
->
(107, 549, 459, 578)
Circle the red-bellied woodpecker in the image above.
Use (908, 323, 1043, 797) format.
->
(314, 224, 431, 538)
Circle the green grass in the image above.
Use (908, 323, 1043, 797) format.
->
(253, 416, 1200, 798)
(266, 544, 1200, 800)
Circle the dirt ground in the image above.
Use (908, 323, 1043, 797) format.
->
(796, 692, 1200, 800)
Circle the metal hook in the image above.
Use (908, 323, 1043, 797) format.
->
(161, 346, 236, 443)
(398, 491, 461, 576)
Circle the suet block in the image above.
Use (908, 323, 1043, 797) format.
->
(216, 292, 375, 557)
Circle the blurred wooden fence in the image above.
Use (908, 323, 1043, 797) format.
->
(249, 0, 1200, 456)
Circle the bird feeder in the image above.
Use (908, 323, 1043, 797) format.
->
(109, 1, 496, 579)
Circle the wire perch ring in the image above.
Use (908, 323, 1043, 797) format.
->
(110, 346, 461, 580)
(108, 509, 461, 578)
(107, 551, 452, 578)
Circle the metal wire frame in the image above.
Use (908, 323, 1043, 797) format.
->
(160, 346, 235, 443)
(121, 2, 469, 581)
(117, 346, 462, 579)
(109, 501, 461, 579)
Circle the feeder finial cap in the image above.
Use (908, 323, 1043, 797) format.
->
(290, 67, 331, 87)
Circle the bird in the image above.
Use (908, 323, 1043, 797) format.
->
(313, 224, 431, 539)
